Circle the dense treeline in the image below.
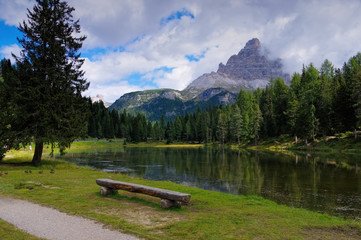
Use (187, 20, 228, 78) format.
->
(87, 101, 166, 142)
(89, 53, 361, 144)
(163, 55, 361, 144)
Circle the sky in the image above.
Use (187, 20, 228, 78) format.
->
(1, 0, 361, 103)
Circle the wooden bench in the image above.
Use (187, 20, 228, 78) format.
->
(96, 178, 191, 208)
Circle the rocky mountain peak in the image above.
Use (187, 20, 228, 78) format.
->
(184, 38, 290, 99)
(244, 38, 260, 50)
(217, 38, 289, 81)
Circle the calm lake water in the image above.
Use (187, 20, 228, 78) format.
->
(57, 147, 361, 219)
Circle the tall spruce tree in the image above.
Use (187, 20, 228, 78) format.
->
(13, 0, 89, 165)
(318, 60, 334, 140)
(272, 78, 289, 135)
(230, 104, 242, 144)
(296, 64, 320, 143)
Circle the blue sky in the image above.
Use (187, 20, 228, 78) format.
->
(1, 0, 361, 103)
(0, 22, 21, 46)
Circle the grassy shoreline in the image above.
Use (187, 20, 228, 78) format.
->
(64, 133, 361, 153)
(238, 134, 361, 154)
(1, 142, 361, 239)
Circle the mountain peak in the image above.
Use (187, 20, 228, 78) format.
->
(184, 38, 290, 98)
(216, 38, 289, 81)
(244, 38, 260, 49)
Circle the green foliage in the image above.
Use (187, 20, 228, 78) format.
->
(88, 101, 156, 143)
(230, 105, 242, 144)
(0, 59, 18, 160)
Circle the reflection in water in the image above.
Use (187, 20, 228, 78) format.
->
(57, 147, 361, 219)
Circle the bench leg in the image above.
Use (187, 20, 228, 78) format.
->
(100, 187, 117, 196)
(160, 199, 183, 208)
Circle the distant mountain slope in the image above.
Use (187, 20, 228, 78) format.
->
(109, 88, 237, 121)
(109, 38, 289, 121)
(108, 89, 184, 120)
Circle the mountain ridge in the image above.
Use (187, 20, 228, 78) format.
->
(109, 38, 290, 121)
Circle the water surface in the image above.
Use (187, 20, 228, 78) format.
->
(57, 147, 361, 219)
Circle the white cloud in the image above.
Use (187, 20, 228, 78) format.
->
(0, 44, 21, 60)
(155, 65, 193, 90)
(2, 0, 361, 103)
(84, 81, 154, 104)
(0, 0, 32, 25)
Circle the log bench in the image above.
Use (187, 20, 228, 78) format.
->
(96, 178, 191, 208)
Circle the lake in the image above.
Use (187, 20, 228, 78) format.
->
(57, 147, 361, 219)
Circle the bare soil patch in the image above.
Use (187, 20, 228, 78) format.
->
(94, 195, 186, 229)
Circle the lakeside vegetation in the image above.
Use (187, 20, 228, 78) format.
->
(1, 145, 361, 240)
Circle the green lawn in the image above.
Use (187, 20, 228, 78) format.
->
(0, 144, 360, 239)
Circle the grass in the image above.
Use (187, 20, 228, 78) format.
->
(0, 144, 361, 239)
(0, 218, 44, 240)
(154, 144, 204, 148)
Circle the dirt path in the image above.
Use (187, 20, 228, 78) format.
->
(0, 195, 139, 240)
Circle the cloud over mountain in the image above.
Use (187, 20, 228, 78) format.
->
(1, 0, 361, 102)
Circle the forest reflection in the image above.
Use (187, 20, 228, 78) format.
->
(59, 147, 361, 219)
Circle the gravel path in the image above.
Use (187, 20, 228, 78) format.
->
(0, 195, 139, 240)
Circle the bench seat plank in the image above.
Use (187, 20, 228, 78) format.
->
(96, 178, 191, 204)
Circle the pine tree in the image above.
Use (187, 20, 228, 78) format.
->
(260, 86, 276, 137)
(160, 115, 166, 140)
(296, 64, 320, 143)
(110, 109, 120, 137)
(202, 111, 211, 143)
(174, 117, 183, 141)
(185, 119, 192, 141)
(237, 90, 252, 140)
(318, 60, 334, 140)
(217, 110, 227, 145)
(153, 122, 161, 141)
(272, 78, 289, 135)
(103, 112, 114, 139)
(252, 100, 263, 145)
(286, 73, 301, 142)
(346, 53, 361, 137)
(12, 0, 89, 165)
(352, 70, 361, 135)
(342, 57, 358, 131)
(230, 104, 242, 144)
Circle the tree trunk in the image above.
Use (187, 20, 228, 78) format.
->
(354, 129, 357, 140)
(32, 141, 43, 166)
